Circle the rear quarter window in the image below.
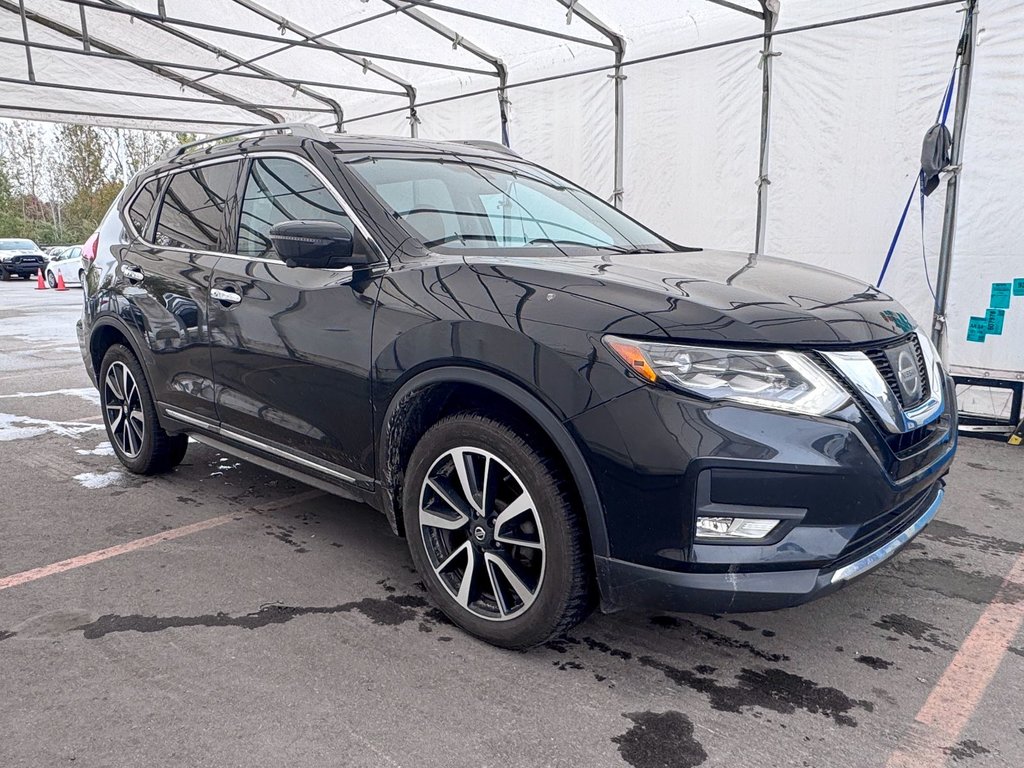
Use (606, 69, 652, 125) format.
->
(127, 178, 162, 237)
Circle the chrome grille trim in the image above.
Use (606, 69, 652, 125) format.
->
(821, 329, 944, 435)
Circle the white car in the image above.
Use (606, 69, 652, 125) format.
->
(45, 245, 84, 288)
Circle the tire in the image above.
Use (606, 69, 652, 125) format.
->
(21, 273, 33, 280)
(46, 271, 57, 288)
(403, 412, 592, 648)
(99, 344, 188, 474)
(0, 269, 9, 281)
(78, 269, 85, 285)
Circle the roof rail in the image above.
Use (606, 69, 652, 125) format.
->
(456, 139, 521, 158)
(161, 123, 331, 161)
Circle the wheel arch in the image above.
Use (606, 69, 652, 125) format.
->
(88, 316, 150, 382)
(377, 366, 610, 559)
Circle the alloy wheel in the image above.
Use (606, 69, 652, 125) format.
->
(104, 361, 145, 458)
(419, 447, 546, 621)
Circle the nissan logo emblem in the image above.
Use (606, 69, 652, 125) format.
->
(897, 350, 920, 397)
(473, 526, 487, 542)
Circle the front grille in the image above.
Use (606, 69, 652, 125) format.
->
(864, 335, 929, 409)
(818, 333, 941, 458)
(832, 486, 937, 570)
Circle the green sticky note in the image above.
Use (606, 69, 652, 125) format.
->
(967, 316, 987, 342)
(985, 308, 1005, 335)
(1014, 278, 1024, 296)
(991, 283, 1012, 308)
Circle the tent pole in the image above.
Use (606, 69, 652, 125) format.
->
(498, 70, 511, 147)
(78, 4, 90, 51)
(1, 0, 281, 124)
(612, 49, 625, 209)
(553, 1, 626, 209)
(754, 2, 779, 254)
(17, 0, 33, 81)
(931, 0, 978, 357)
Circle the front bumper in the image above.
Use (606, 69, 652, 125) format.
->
(595, 484, 943, 613)
(568, 365, 956, 614)
(2, 260, 44, 276)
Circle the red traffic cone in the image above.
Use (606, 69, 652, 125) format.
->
(56, 272, 68, 291)
(35, 269, 46, 290)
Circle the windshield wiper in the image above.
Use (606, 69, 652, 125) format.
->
(526, 238, 665, 254)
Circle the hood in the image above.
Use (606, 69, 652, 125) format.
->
(464, 249, 916, 347)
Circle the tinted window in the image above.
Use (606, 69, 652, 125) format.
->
(237, 157, 352, 259)
(153, 161, 239, 251)
(127, 178, 162, 236)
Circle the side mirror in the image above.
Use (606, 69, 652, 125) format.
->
(268, 219, 362, 269)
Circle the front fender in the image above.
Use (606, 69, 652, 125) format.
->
(377, 363, 611, 559)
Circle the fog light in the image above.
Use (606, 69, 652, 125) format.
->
(695, 516, 780, 540)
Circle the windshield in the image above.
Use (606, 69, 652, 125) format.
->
(345, 155, 674, 254)
(0, 240, 39, 251)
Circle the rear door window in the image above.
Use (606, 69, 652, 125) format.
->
(236, 157, 353, 259)
(153, 161, 240, 251)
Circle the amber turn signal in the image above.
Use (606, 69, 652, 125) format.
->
(605, 337, 658, 383)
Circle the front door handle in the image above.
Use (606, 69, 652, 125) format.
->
(122, 264, 144, 282)
(211, 287, 242, 305)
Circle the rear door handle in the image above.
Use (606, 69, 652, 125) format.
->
(122, 264, 144, 282)
(211, 287, 242, 305)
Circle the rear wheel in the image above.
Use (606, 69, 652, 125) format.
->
(403, 412, 592, 648)
(99, 344, 188, 474)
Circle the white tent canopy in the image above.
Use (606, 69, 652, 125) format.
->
(2, 0, 1021, 415)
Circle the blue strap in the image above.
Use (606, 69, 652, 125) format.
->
(878, 65, 958, 287)
(938, 66, 957, 125)
(877, 177, 919, 286)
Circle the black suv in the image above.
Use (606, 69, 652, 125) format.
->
(78, 125, 956, 648)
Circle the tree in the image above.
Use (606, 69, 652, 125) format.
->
(0, 120, 198, 243)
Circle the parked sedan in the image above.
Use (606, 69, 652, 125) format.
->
(0, 238, 47, 280)
(45, 245, 84, 287)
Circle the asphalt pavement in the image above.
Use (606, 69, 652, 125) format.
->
(1, 278, 1021, 767)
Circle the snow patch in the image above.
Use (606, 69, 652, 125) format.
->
(76, 441, 114, 456)
(0, 388, 100, 406)
(73, 471, 125, 489)
(0, 412, 103, 442)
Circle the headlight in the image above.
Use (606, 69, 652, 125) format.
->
(604, 336, 850, 417)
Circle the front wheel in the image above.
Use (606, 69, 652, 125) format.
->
(403, 413, 593, 648)
(99, 344, 188, 474)
(46, 271, 57, 288)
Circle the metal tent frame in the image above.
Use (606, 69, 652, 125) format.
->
(0, 0, 975, 286)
